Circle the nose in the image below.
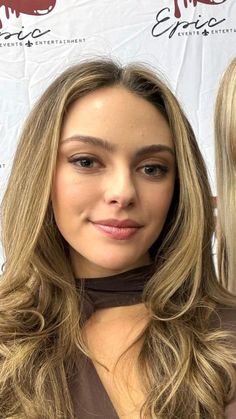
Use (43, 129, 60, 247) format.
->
(104, 167, 137, 209)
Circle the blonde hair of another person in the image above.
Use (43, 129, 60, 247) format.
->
(0, 59, 236, 419)
(215, 57, 236, 294)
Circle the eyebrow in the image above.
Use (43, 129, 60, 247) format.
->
(61, 135, 175, 157)
(61, 135, 115, 152)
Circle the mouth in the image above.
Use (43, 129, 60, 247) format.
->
(92, 218, 142, 228)
(90, 219, 142, 240)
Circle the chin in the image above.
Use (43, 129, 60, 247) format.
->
(88, 252, 149, 275)
(70, 245, 151, 277)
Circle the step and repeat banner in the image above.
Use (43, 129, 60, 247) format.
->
(0, 0, 236, 264)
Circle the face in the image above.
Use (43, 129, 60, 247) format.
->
(51, 86, 176, 278)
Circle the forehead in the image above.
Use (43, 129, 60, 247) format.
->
(61, 86, 174, 151)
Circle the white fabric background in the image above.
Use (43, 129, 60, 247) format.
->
(0, 0, 236, 266)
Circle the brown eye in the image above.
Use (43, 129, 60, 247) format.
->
(140, 164, 168, 177)
(69, 156, 101, 169)
(78, 158, 95, 168)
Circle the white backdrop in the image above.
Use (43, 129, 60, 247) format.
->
(0, 0, 236, 265)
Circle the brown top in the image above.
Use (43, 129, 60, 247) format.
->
(70, 266, 236, 418)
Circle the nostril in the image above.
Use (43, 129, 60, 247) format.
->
(108, 198, 134, 208)
(104, 179, 137, 208)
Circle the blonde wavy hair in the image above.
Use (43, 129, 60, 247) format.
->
(1, 59, 236, 418)
(215, 57, 236, 294)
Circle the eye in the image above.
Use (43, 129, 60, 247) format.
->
(68, 155, 101, 169)
(139, 164, 168, 178)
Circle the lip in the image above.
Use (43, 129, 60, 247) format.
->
(90, 219, 142, 240)
(91, 219, 142, 228)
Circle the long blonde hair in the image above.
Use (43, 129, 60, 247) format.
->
(1, 59, 236, 418)
(215, 57, 236, 294)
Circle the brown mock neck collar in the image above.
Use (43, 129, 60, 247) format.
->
(76, 264, 155, 320)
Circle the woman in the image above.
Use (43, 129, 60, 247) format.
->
(215, 57, 236, 295)
(0, 59, 236, 418)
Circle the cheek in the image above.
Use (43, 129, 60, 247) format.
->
(148, 182, 175, 219)
(51, 170, 100, 216)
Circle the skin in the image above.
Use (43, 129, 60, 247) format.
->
(52, 86, 176, 279)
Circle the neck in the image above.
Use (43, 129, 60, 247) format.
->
(76, 262, 155, 321)
(88, 303, 151, 324)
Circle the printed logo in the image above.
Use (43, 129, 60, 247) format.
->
(173, 0, 227, 18)
(0, 0, 57, 28)
(0, 1, 85, 48)
(152, 0, 233, 39)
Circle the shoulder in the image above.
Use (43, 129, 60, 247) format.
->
(211, 307, 236, 417)
(225, 397, 236, 419)
(209, 306, 236, 334)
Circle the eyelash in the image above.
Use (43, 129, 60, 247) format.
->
(69, 156, 100, 169)
(68, 156, 169, 179)
(139, 164, 168, 178)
